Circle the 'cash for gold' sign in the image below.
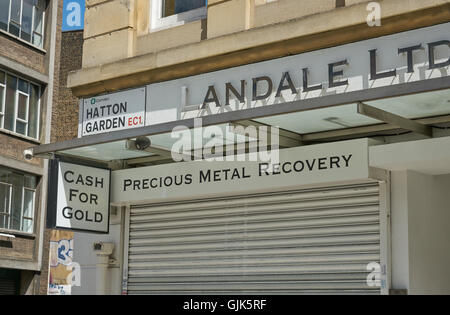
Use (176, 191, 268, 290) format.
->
(47, 160, 111, 233)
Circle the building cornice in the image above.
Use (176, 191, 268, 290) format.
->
(67, 1, 450, 97)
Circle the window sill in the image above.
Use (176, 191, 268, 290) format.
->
(0, 29, 46, 54)
(0, 228, 36, 240)
(0, 128, 41, 144)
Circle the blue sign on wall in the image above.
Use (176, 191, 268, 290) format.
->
(62, 0, 85, 32)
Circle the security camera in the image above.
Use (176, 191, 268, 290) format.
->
(93, 242, 103, 251)
(93, 242, 114, 256)
(135, 137, 151, 151)
(23, 149, 34, 160)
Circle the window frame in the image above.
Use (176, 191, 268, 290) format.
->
(0, 69, 41, 141)
(0, 182, 13, 230)
(9, 0, 22, 37)
(0, 77, 6, 130)
(16, 83, 30, 136)
(20, 186, 35, 233)
(32, 1, 45, 48)
(0, 171, 37, 235)
(150, 0, 207, 32)
(1, 0, 46, 50)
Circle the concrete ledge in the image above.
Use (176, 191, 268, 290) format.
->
(370, 136, 450, 175)
(253, 0, 336, 28)
(0, 260, 40, 272)
(0, 55, 49, 84)
(136, 20, 204, 55)
(67, 0, 450, 97)
(0, 155, 44, 176)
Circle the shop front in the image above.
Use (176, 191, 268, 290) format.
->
(111, 138, 389, 295)
(33, 21, 450, 295)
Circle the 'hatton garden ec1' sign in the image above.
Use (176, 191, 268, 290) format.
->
(81, 87, 146, 136)
(47, 160, 111, 233)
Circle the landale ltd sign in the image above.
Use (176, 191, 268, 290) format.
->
(147, 23, 450, 125)
(199, 40, 450, 109)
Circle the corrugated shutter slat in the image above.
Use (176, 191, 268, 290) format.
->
(0, 279, 18, 295)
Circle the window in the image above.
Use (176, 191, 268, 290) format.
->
(0, 69, 41, 140)
(0, 0, 46, 49)
(0, 166, 37, 234)
(162, 0, 206, 17)
(151, 0, 207, 31)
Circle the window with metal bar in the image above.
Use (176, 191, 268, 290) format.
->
(0, 69, 41, 140)
(0, 72, 5, 130)
(0, 183, 12, 230)
(0, 0, 46, 49)
(0, 167, 37, 234)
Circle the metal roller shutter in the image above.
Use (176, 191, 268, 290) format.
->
(0, 278, 18, 295)
(127, 182, 381, 295)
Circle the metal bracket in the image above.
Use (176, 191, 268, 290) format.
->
(230, 120, 303, 147)
(357, 102, 432, 138)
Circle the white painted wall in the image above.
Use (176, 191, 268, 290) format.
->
(371, 136, 450, 175)
(389, 170, 450, 294)
(371, 137, 450, 294)
(406, 171, 450, 294)
(71, 209, 123, 295)
(390, 171, 410, 291)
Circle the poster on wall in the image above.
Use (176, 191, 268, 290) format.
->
(47, 160, 111, 234)
(48, 230, 74, 295)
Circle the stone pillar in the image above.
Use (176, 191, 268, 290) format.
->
(83, 0, 138, 68)
(207, 0, 255, 39)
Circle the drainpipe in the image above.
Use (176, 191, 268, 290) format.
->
(93, 242, 114, 295)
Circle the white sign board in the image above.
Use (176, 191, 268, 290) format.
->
(111, 139, 370, 205)
(48, 161, 111, 233)
(82, 87, 146, 136)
